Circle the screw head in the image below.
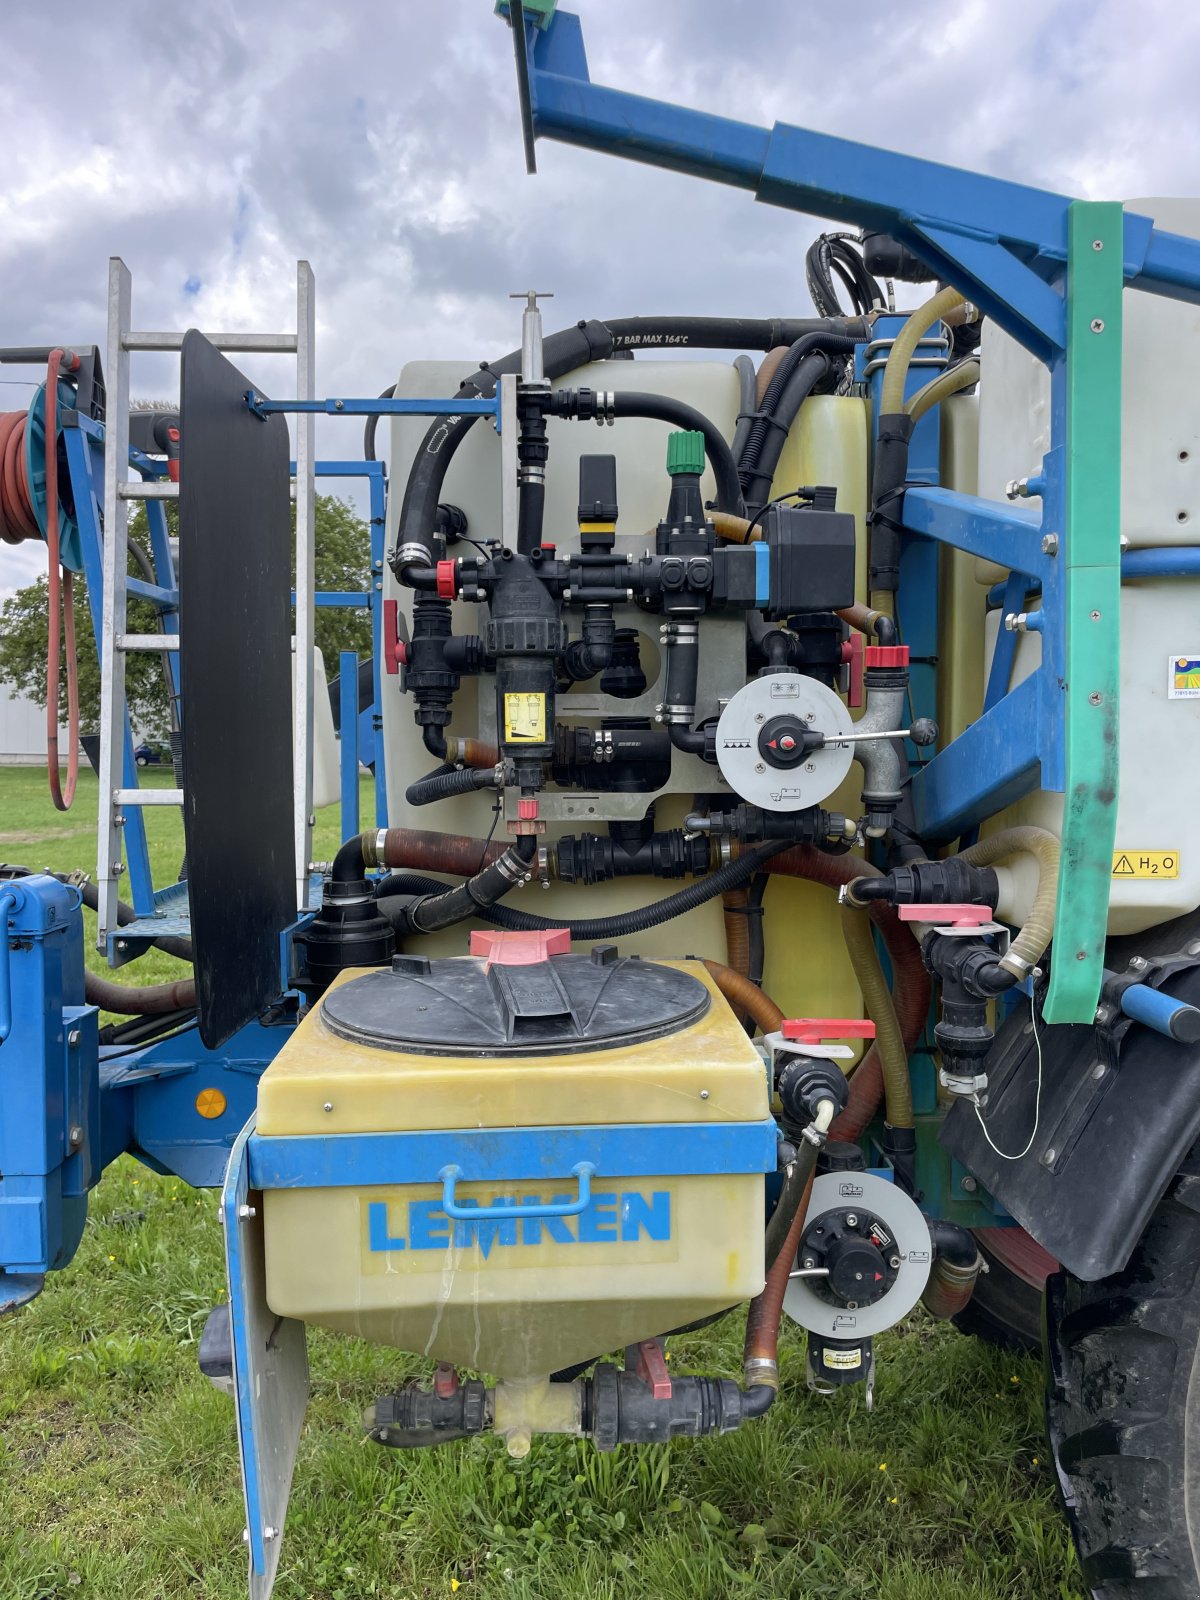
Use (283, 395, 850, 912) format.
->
(1090, 318, 1105, 333)
(699, 1088, 710, 1100)
(1092, 1062, 1107, 1081)
(68, 1124, 84, 1150)
(754, 712, 765, 723)
(1076, 950, 1088, 961)
(889, 1255, 902, 1269)
(754, 762, 765, 773)
(803, 1256, 817, 1269)
(1042, 1147, 1057, 1165)
(1092, 239, 1104, 251)
(238, 1203, 257, 1220)
(1088, 691, 1103, 705)
(323, 1101, 334, 1113)
(334, 399, 344, 411)
(845, 1213, 859, 1228)
(67, 1029, 81, 1047)
(960, 1175, 978, 1193)
(1041, 532, 1059, 555)
(1090, 609, 1101, 621)
(1129, 955, 1148, 969)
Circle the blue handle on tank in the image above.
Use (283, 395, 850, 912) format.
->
(437, 1160, 597, 1220)
(1120, 981, 1200, 1044)
(0, 885, 20, 1044)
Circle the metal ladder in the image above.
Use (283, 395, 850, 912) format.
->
(95, 257, 317, 953)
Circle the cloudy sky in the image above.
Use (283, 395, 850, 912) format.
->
(2, 0, 1198, 600)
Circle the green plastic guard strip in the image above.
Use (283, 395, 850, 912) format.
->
(1043, 200, 1124, 1024)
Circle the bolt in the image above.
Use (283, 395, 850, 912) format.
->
(1129, 955, 1148, 970)
(1092, 1062, 1107, 1081)
(1095, 1004, 1112, 1025)
(846, 1300, 859, 1310)
(112, 863, 125, 875)
(264, 1527, 278, 1542)
(1089, 691, 1103, 705)
(68, 1125, 84, 1150)
(334, 399, 344, 411)
(238, 1203, 257, 1220)
(1188, 941, 1200, 957)
(242, 1529, 250, 1546)
(845, 1214, 859, 1228)
(1090, 318, 1105, 333)
(1041, 532, 1059, 555)
(323, 1101, 334, 1113)
(854, 1271, 864, 1281)
(803, 1257, 817, 1269)
(889, 1255, 902, 1269)
(114, 814, 126, 827)
(1042, 1147, 1057, 1166)
(960, 1175, 978, 1193)
(1092, 239, 1104, 251)
(116, 940, 128, 952)
(699, 1089, 710, 1100)
(67, 1029, 81, 1048)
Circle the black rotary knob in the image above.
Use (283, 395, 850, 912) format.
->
(758, 715, 822, 769)
(824, 1232, 890, 1304)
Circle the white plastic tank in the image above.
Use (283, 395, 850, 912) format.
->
(978, 199, 1200, 935)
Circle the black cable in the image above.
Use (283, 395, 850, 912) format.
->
(364, 384, 396, 462)
(739, 334, 862, 496)
(607, 391, 744, 515)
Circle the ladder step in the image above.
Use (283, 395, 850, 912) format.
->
(118, 633, 179, 651)
(115, 788, 184, 807)
(120, 482, 178, 500)
(124, 331, 298, 353)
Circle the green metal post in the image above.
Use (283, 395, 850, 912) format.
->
(1043, 200, 1124, 1023)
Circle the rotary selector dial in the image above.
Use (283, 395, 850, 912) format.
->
(715, 674, 854, 811)
(783, 1172, 932, 1339)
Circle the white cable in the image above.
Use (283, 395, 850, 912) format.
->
(972, 997, 1044, 1162)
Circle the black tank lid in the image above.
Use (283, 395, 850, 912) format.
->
(319, 946, 711, 1057)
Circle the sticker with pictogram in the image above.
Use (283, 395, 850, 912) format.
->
(1111, 851, 1179, 879)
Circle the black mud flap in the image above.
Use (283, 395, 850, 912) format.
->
(942, 911, 1200, 1282)
(178, 330, 295, 1049)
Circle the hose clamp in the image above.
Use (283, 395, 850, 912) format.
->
(392, 541, 431, 577)
(593, 390, 615, 426)
(494, 851, 532, 887)
(536, 844, 552, 889)
(374, 828, 388, 867)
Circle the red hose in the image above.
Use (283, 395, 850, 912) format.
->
(0, 351, 81, 810)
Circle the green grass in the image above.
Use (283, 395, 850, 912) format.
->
(0, 768, 1085, 1600)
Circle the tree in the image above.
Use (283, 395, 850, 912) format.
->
(0, 495, 374, 742)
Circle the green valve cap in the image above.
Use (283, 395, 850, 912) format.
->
(666, 430, 705, 477)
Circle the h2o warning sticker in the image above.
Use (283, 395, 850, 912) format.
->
(1169, 656, 1200, 698)
(503, 692, 547, 743)
(1112, 851, 1179, 879)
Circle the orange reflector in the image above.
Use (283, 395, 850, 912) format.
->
(195, 1087, 227, 1120)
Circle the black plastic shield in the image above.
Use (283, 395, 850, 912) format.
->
(179, 331, 295, 1048)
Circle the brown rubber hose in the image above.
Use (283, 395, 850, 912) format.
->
(85, 970, 196, 1015)
(755, 345, 791, 405)
(721, 887, 752, 978)
(743, 1160, 817, 1385)
(372, 828, 508, 876)
(702, 959, 784, 1035)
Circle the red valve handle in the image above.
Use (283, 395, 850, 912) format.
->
(382, 599, 408, 675)
(782, 1017, 877, 1043)
(896, 903, 992, 927)
(840, 632, 865, 709)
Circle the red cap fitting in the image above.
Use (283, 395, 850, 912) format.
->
(382, 599, 407, 674)
(436, 559, 458, 599)
(782, 1017, 876, 1044)
(897, 903, 992, 928)
(865, 644, 910, 668)
(470, 928, 570, 966)
(517, 797, 539, 821)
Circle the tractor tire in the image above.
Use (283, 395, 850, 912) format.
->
(1045, 1144, 1200, 1598)
(952, 1228, 1050, 1352)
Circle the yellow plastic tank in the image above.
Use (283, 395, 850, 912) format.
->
(258, 956, 771, 1379)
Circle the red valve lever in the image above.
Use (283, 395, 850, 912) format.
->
(896, 903, 992, 928)
(782, 1017, 877, 1044)
(841, 632, 865, 710)
(382, 599, 408, 675)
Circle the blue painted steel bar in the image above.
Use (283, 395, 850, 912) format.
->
(338, 650, 359, 839)
(901, 487, 1044, 572)
(143, 494, 182, 712)
(64, 427, 156, 917)
(126, 577, 179, 606)
(250, 393, 499, 419)
(524, 10, 1200, 354)
(983, 571, 1029, 713)
(290, 590, 369, 608)
(911, 673, 1043, 843)
(1122, 547, 1200, 579)
(1119, 981, 1200, 1043)
(247, 1120, 780, 1191)
(366, 464, 387, 831)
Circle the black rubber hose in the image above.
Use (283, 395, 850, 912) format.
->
(731, 353, 757, 466)
(404, 834, 538, 935)
(741, 352, 830, 512)
(740, 333, 863, 489)
(405, 764, 499, 808)
(364, 384, 396, 463)
(396, 320, 615, 558)
(477, 843, 782, 942)
(604, 316, 863, 352)
(608, 392, 743, 515)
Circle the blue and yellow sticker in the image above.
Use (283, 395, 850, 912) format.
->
(1169, 656, 1200, 699)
